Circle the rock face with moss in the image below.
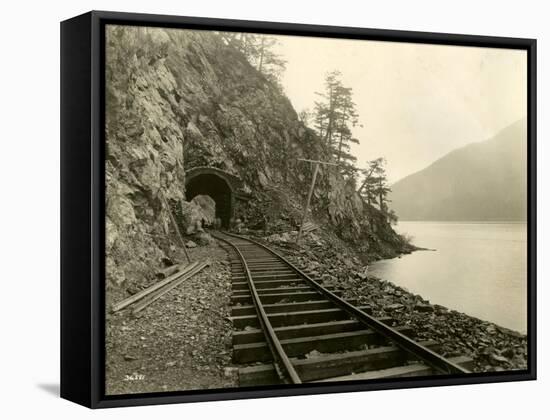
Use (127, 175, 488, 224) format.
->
(105, 26, 408, 302)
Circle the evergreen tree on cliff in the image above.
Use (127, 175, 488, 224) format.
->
(358, 158, 395, 222)
(313, 71, 360, 178)
(219, 32, 287, 83)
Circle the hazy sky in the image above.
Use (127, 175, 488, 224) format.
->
(272, 35, 527, 182)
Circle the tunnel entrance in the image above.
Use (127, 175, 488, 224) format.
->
(186, 171, 234, 228)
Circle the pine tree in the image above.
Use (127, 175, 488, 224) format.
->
(298, 108, 312, 126)
(314, 71, 340, 148)
(313, 71, 360, 177)
(255, 37, 287, 82)
(219, 33, 286, 83)
(358, 158, 390, 210)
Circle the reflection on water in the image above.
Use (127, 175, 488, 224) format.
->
(369, 222, 527, 332)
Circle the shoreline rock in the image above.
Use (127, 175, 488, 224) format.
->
(253, 229, 527, 373)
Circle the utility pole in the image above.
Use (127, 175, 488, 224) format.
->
(296, 158, 338, 244)
(161, 191, 192, 264)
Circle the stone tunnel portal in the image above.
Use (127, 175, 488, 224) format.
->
(185, 172, 233, 229)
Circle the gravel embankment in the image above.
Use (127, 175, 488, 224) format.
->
(105, 243, 238, 395)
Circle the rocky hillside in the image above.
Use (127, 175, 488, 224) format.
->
(105, 26, 408, 301)
(390, 119, 527, 221)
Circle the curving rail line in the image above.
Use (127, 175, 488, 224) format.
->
(213, 231, 471, 385)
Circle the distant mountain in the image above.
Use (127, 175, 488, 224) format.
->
(390, 118, 527, 221)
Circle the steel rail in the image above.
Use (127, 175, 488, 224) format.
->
(212, 232, 302, 384)
(223, 232, 470, 376)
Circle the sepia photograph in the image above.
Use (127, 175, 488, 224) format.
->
(104, 23, 529, 395)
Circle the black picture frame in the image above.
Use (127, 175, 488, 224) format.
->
(60, 10, 537, 409)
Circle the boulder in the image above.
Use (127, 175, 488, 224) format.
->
(414, 303, 435, 313)
(491, 353, 510, 364)
(384, 303, 405, 311)
(193, 232, 215, 245)
(191, 195, 216, 226)
(180, 200, 208, 234)
(434, 304, 448, 314)
(356, 268, 369, 280)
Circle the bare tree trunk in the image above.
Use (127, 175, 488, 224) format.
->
(357, 167, 375, 194)
(358, 179, 368, 194)
(378, 179, 385, 213)
(337, 135, 343, 164)
(325, 120, 333, 146)
(324, 88, 333, 147)
(336, 107, 347, 164)
(317, 116, 325, 138)
(258, 37, 265, 72)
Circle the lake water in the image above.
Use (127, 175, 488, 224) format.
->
(369, 222, 527, 333)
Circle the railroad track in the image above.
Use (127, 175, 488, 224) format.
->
(213, 231, 472, 385)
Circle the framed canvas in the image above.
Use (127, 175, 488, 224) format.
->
(60, 10, 536, 408)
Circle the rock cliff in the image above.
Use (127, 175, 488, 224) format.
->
(105, 26, 408, 300)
